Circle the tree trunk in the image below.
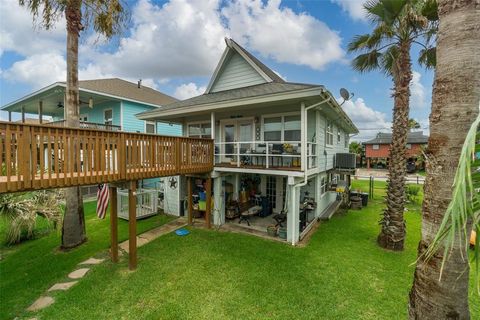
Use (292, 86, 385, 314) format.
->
(61, 0, 86, 249)
(377, 40, 412, 251)
(408, 1, 480, 318)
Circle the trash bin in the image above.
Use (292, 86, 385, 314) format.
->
(360, 193, 369, 206)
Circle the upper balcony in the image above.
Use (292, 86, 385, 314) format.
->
(214, 140, 318, 174)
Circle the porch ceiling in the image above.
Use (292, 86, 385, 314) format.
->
(2, 84, 114, 117)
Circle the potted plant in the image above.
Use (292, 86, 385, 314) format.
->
(267, 225, 277, 237)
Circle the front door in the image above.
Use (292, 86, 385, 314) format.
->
(220, 119, 254, 163)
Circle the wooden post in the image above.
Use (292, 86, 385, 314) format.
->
(38, 101, 43, 124)
(187, 177, 193, 225)
(205, 176, 212, 229)
(128, 181, 137, 270)
(21, 106, 25, 123)
(110, 186, 118, 263)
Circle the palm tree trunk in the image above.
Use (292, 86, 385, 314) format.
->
(377, 40, 412, 251)
(408, 0, 480, 318)
(61, 0, 86, 249)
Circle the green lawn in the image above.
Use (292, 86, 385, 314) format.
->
(13, 181, 474, 319)
(0, 202, 175, 320)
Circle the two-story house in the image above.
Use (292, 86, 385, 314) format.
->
(363, 131, 428, 170)
(1, 78, 183, 210)
(138, 38, 358, 245)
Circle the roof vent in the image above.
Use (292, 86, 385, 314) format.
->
(138, 79, 142, 88)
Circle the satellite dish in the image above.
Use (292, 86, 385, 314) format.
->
(339, 88, 354, 106)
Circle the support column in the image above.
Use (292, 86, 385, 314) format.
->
(315, 174, 321, 218)
(367, 158, 370, 169)
(38, 101, 43, 124)
(205, 176, 212, 229)
(210, 112, 215, 140)
(8, 111, 12, 122)
(300, 102, 306, 171)
(286, 183, 300, 245)
(110, 186, 118, 263)
(128, 181, 137, 270)
(233, 173, 240, 201)
(213, 176, 225, 226)
(187, 177, 193, 225)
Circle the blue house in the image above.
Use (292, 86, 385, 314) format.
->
(1, 78, 180, 135)
(1, 78, 183, 207)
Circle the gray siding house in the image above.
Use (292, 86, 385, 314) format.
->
(138, 38, 358, 244)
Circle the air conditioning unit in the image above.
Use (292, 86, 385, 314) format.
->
(335, 153, 356, 169)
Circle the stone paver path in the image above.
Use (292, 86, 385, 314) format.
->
(27, 296, 54, 312)
(48, 281, 78, 292)
(68, 268, 90, 279)
(26, 218, 186, 314)
(79, 257, 104, 265)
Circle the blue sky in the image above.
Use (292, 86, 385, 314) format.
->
(0, 0, 433, 141)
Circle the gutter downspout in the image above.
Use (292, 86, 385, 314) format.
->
(290, 91, 331, 245)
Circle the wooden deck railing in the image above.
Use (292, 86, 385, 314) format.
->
(0, 122, 213, 193)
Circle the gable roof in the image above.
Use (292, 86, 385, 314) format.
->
(68, 78, 178, 106)
(205, 38, 284, 93)
(363, 131, 429, 145)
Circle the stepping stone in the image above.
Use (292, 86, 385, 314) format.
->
(68, 268, 90, 279)
(79, 257, 105, 265)
(48, 281, 78, 292)
(27, 296, 54, 312)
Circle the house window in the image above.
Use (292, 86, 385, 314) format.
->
(188, 122, 211, 138)
(372, 144, 380, 150)
(104, 109, 113, 126)
(344, 133, 349, 148)
(145, 121, 156, 134)
(320, 177, 326, 195)
(284, 115, 301, 141)
(325, 121, 334, 145)
(264, 117, 282, 141)
(406, 144, 412, 149)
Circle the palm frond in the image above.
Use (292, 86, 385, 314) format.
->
(365, 0, 408, 26)
(418, 46, 436, 69)
(423, 104, 480, 293)
(351, 50, 382, 73)
(421, 0, 439, 22)
(380, 45, 399, 76)
(347, 34, 373, 52)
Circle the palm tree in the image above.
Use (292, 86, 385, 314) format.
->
(19, 0, 128, 249)
(408, 118, 421, 130)
(348, 0, 437, 250)
(408, 0, 480, 317)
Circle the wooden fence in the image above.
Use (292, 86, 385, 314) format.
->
(0, 122, 213, 193)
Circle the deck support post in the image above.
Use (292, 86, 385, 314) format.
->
(38, 101, 43, 124)
(187, 177, 193, 225)
(110, 186, 118, 263)
(205, 176, 212, 229)
(8, 111, 12, 122)
(128, 181, 137, 270)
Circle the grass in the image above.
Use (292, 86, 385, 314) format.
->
(14, 181, 475, 319)
(0, 201, 175, 320)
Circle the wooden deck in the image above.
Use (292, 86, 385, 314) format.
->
(215, 162, 302, 172)
(0, 122, 214, 193)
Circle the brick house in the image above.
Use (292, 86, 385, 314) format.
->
(363, 131, 428, 169)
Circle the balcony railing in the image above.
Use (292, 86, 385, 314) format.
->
(45, 120, 122, 131)
(0, 122, 213, 193)
(214, 141, 318, 171)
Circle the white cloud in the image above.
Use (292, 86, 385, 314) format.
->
(2, 53, 66, 88)
(0, 0, 65, 57)
(410, 71, 427, 108)
(223, 0, 344, 70)
(340, 97, 392, 141)
(174, 82, 206, 100)
(331, 0, 367, 22)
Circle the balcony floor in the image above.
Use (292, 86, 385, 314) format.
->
(215, 162, 302, 172)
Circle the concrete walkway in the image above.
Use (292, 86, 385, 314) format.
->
(26, 218, 186, 315)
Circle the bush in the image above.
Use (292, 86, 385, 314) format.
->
(0, 191, 63, 245)
(406, 185, 421, 203)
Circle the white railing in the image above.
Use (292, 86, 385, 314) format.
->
(215, 140, 316, 170)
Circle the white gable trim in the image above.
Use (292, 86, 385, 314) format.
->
(205, 38, 273, 94)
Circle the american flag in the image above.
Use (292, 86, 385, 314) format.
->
(97, 184, 109, 219)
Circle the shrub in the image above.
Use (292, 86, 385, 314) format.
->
(406, 185, 421, 203)
(0, 191, 63, 245)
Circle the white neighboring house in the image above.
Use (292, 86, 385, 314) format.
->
(138, 38, 358, 244)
